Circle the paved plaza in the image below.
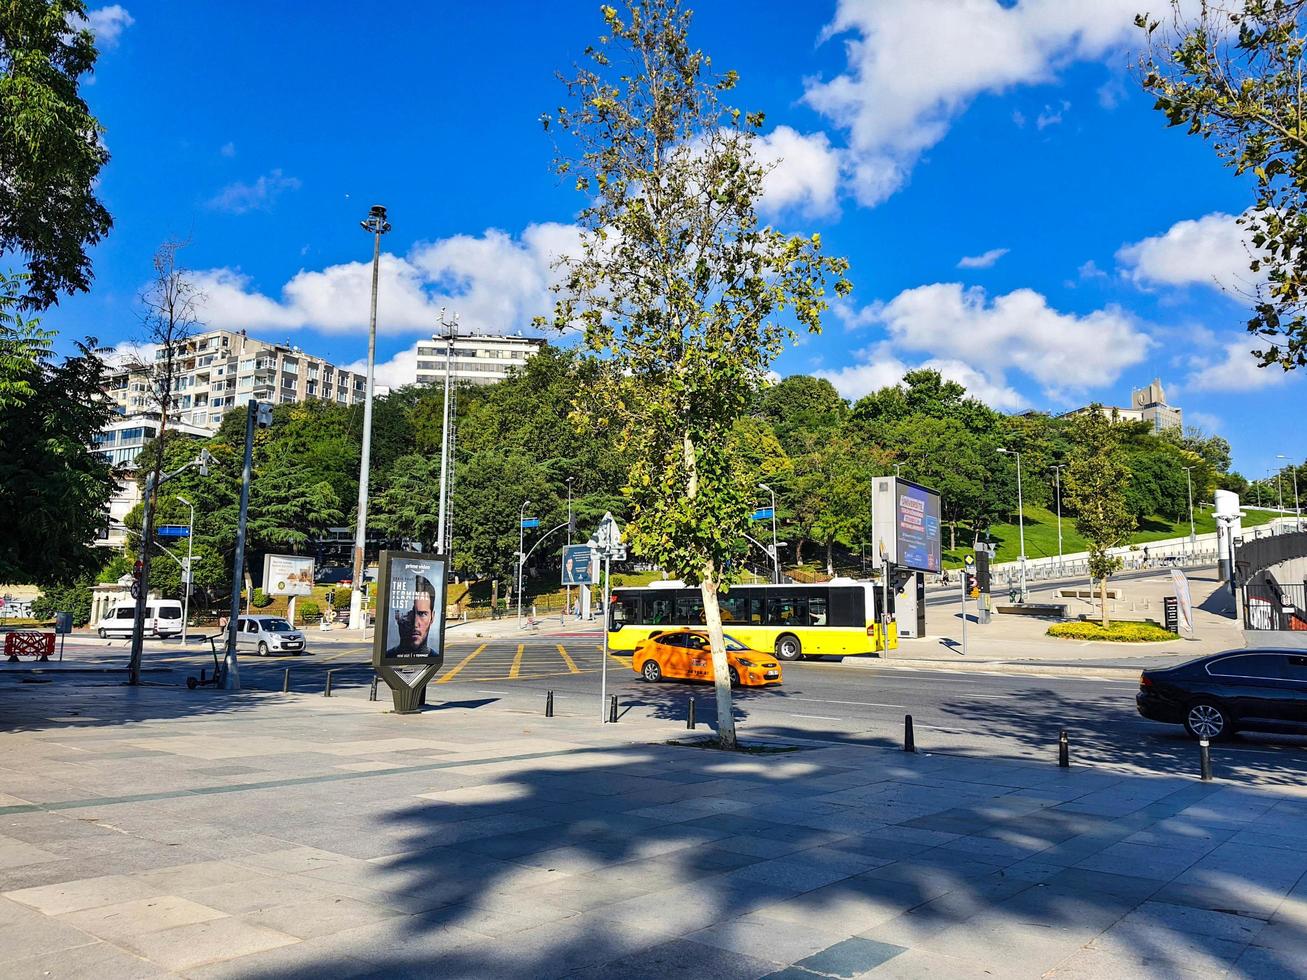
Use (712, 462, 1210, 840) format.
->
(0, 677, 1305, 978)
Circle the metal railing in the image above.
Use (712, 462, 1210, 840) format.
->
(1244, 582, 1307, 631)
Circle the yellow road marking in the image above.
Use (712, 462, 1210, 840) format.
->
(437, 643, 487, 684)
(610, 654, 633, 668)
(509, 643, 526, 679)
(556, 644, 580, 674)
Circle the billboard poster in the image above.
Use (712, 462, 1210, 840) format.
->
(562, 545, 594, 585)
(871, 477, 942, 574)
(373, 551, 448, 671)
(262, 554, 314, 596)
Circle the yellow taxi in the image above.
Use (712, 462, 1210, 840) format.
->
(632, 629, 782, 687)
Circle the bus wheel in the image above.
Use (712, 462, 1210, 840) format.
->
(774, 634, 802, 661)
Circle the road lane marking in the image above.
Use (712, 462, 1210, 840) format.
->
(509, 644, 526, 679)
(556, 644, 580, 674)
(786, 713, 842, 721)
(790, 697, 906, 709)
(437, 643, 487, 684)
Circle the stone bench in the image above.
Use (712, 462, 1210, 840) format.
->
(996, 603, 1068, 619)
(1057, 589, 1121, 600)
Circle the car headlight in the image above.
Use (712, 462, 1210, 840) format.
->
(736, 658, 755, 667)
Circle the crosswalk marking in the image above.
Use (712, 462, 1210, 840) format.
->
(556, 644, 580, 674)
(509, 643, 526, 679)
(437, 643, 487, 684)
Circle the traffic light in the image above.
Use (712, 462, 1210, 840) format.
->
(965, 571, 979, 599)
(133, 560, 143, 581)
(325, 589, 335, 607)
(255, 401, 274, 428)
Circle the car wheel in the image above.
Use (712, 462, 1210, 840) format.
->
(774, 634, 802, 661)
(641, 660, 662, 683)
(258, 641, 269, 657)
(98, 628, 107, 639)
(728, 666, 740, 686)
(1185, 701, 1231, 741)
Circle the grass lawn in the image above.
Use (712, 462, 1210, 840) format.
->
(941, 505, 1280, 568)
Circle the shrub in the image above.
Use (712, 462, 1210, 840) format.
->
(251, 588, 273, 608)
(1046, 621, 1177, 642)
(331, 589, 351, 611)
(30, 578, 94, 626)
(297, 600, 321, 622)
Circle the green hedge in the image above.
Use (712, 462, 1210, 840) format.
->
(251, 588, 273, 608)
(297, 600, 320, 622)
(1046, 621, 1177, 643)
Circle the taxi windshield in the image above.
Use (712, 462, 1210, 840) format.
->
(721, 634, 748, 652)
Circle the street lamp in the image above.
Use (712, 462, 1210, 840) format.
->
(759, 483, 779, 584)
(349, 204, 392, 631)
(175, 495, 195, 645)
(565, 477, 575, 621)
(1050, 465, 1065, 575)
(997, 447, 1027, 602)
(1181, 465, 1197, 555)
(517, 498, 530, 630)
(1276, 454, 1301, 531)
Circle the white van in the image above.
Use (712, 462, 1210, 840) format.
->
(96, 601, 185, 639)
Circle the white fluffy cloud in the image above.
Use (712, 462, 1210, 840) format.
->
(1116, 211, 1258, 291)
(1185, 337, 1296, 392)
(754, 126, 844, 218)
(193, 222, 581, 337)
(79, 5, 133, 47)
(957, 247, 1008, 269)
(341, 344, 421, 393)
(803, 0, 1160, 204)
(817, 348, 1026, 410)
(207, 170, 302, 215)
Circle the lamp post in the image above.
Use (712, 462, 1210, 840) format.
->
(349, 204, 391, 631)
(517, 498, 530, 630)
(1181, 465, 1197, 556)
(759, 483, 779, 583)
(1050, 465, 1065, 575)
(997, 447, 1027, 602)
(1273, 464, 1284, 512)
(435, 309, 457, 555)
(565, 477, 575, 621)
(175, 495, 195, 645)
(1278, 454, 1301, 531)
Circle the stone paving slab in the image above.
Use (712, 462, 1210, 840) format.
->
(1, 680, 1306, 977)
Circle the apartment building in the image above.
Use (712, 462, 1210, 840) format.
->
(414, 333, 546, 387)
(103, 329, 368, 433)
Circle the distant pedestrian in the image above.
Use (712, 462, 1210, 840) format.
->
(1143, 546, 1150, 566)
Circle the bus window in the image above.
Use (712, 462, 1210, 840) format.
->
(676, 595, 705, 625)
(767, 594, 806, 626)
(719, 593, 749, 623)
(647, 596, 673, 626)
(750, 595, 765, 624)
(808, 596, 828, 627)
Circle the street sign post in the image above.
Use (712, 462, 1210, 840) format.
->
(593, 512, 624, 723)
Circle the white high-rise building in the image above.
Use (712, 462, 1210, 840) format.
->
(414, 333, 546, 387)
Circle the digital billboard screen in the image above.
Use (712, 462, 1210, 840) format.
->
(871, 477, 942, 574)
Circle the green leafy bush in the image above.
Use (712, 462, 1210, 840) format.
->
(297, 600, 320, 622)
(251, 588, 272, 608)
(1046, 621, 1177, 642)
(30, 578, 94, 626)
(330, 589, 351, 611)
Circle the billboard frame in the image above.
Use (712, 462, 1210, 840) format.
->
(371, 550, 449, 713)
(261, 554, 314, 597)
(871, 476, 943, 575)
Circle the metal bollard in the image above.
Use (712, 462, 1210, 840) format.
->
(903, 714, 915, 753)
(282, 669, 290, 694)
(687, 697, 696, 730)
(1199, 738, 1212, 781)
(1058, 729, 1069, 768)
(609, 694, 618, 724)
(200, 668, 206, 684)
(545, 690, 554, 717)
(324, 669, 336, 697)
(369, 677, 378, 702)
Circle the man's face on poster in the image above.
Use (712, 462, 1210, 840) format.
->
(396, 590, 434, 651)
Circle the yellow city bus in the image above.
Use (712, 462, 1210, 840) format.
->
(608, 581, 896, 661)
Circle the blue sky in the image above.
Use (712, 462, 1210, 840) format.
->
(44, 1, 1306, 481)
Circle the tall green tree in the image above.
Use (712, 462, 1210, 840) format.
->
(755, 375, 849, 457)
(0, 0, 112, 309)
(1064, 407, 1137, 626)
(543, 0, 850, 747)
(0, 271, 54, 405)
(1138, 1, 1307, 368)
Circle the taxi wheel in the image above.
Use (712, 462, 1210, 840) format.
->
(641, 660, 663, 683)
(258, 641, 269, 657)
(774, 634, 802, 661)
(728, 667, 740, 687)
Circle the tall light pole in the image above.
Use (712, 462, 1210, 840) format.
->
(997, 447, 1026, 602)
(517, 498, 530, 630)
(349, 204, 391, 631)
(176, 495, 195, 645)
(565, 477, 575, 620)
(1273, 464, 1284, 511)
(1050, 465, 1065, 574)
(1181, 465, 1197, 555)
(1279, 454, 1301, 531)
(759, 483, 779, 584)
(435, 309, 457, 554)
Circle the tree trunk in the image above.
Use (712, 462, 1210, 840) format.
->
(794, 537, 805, 567)
(1100, 575, 1110, 628)
(825, 539, 834, 578)
(700, 574, 737, 750)
(950, 521, 957, 552)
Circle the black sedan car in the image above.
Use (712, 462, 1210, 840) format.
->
(1137, 649, 1307, 740)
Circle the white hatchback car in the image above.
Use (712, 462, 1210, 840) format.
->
(235, 616, 307, 656)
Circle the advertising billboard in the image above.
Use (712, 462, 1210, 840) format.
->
(562, 545, 594, 585)
(262, 554, 314, 596)
(871, 477, 942, 574)
(372, 551, 448, 671)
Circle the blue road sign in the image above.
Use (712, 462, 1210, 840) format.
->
(520, 518, 541, 529)
(751, 507, 774, 521)
(157, 525, 190, 538)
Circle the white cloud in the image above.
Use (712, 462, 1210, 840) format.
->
(754, 126, 844, 218)
(220, 142, 236, 158)
(1116, 211, 1258, 291)
(206, 169, 301, 215)
(817, 345, 1026, 410)
(803, 0, 1162, 204)
(1186, 410, 1223, 433)
(1036, 99, 1071, 129)
(957, 247, 1008, 269)
(1012, 110, 1027, 128)
(860, 282, 1152, 396)
(342, 344, 421, 391)
(103, 340, 156, 368)
(80, 5, 133, 47)
(193, 222, 581, 337)
(1185, 337, 1296, 392)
